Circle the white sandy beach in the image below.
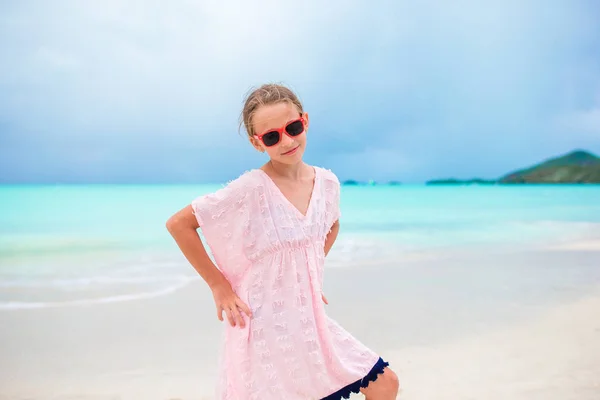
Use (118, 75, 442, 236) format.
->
(1, 245, 599, 400)
(385, 290, 600, 400)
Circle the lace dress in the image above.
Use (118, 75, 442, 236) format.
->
(191, 166, 382, 400)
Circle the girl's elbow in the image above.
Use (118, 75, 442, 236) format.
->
(166, 212, 187, 233)
(166, 206, 198, 233)
(327, 219, 340, 235)
(331, 219, 340, 231)
(165, 215, 179, 233)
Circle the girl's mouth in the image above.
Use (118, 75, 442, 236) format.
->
(282, 146, 299, 155)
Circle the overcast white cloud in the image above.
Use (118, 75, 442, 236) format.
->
(1, 0, 599, 183)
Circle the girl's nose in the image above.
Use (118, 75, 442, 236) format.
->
(280, 132, 294, 147)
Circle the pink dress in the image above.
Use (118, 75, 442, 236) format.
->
(191, 166, 380, 400)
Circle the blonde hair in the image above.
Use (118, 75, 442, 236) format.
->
(239, 83, 304, 138)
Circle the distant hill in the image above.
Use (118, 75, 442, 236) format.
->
(425, 150, 600, 185)
(342, 179, 399, 186)
(499, 150, 600, 184)
(426, 178, 496, 185)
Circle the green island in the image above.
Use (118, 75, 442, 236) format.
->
(341, 179, 400, 186)
(426, 150, 600, 185)
(425, 178, 497, 185)
(340, 150, 600, 186)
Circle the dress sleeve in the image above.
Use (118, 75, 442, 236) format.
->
(325, 170, 342, 230)
(332, 175, 341, 223)
(191, 181, 243, 229)
(190, 173, 253, 285)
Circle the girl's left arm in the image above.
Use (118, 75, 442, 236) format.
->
(324, 220, 340, 256)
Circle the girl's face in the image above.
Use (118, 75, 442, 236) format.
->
(250, 102, 308, 164)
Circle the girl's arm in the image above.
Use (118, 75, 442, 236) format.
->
(166, 205, 251, 327)
(324, 219, 340, 256)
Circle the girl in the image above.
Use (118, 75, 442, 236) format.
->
(166, 83, 400, 400)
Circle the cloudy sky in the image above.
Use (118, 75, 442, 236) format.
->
(1, 0, 599, 183)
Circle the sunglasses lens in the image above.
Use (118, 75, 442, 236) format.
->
(286, 120, 304, 136)
(262, 131, 280, 147)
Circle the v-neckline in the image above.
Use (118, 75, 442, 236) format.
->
(257, 166, 319, 219)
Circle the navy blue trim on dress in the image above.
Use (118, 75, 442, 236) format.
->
(320, 357, 389, 400)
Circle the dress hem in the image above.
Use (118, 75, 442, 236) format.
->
(320, 357, 389, 400)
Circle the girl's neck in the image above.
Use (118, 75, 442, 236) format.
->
(265, 159, 309, 180)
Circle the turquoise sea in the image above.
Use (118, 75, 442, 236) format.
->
(1, 184, 599, 309)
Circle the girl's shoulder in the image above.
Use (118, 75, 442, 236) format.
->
(221, 169, 264, 194)
(191, 169, 263, 227)
(315, 166, 341, 186)
(195, 169, 263, 209)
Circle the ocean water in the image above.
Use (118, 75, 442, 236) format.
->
(1, 184, 599, 309)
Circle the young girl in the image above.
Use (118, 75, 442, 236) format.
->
(166, 84, 400, 400)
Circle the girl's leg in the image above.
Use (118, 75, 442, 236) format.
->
(359, 367, 400, 400)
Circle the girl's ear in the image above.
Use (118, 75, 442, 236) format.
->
(303, 112, 309, 130)
(249, 136, 264, 152)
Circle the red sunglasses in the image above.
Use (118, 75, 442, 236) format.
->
(254, 116, 306, 147)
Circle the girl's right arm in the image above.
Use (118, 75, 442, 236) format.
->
(166, 205, 252, 328)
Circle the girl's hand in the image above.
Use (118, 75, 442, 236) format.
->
(211, 279, 252, 328)
(321, 293, 329, 305)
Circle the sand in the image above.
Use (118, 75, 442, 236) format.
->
(385, 292, 600, 400)
(1, 247, 599, 400)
